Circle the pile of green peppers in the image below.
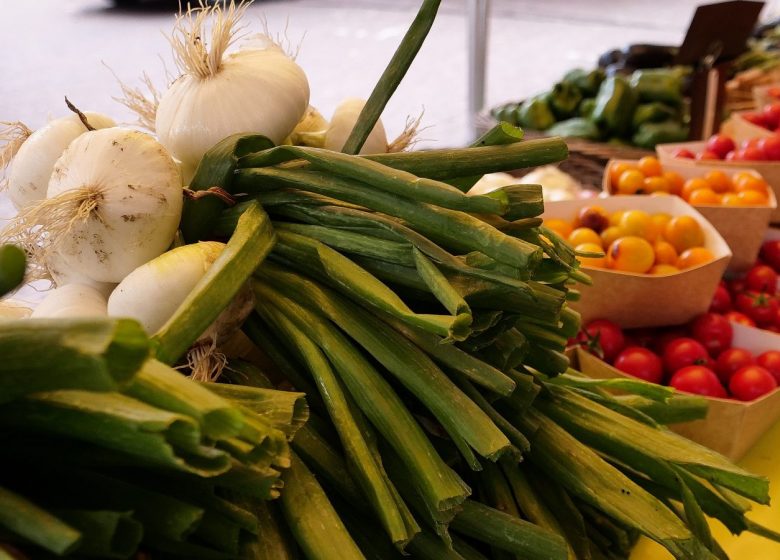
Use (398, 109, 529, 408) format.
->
(491, 67, 690, 149)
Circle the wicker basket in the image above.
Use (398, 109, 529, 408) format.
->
(475, 111, 653, 190)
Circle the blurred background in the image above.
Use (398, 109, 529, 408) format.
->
(0, 0, 777, 149)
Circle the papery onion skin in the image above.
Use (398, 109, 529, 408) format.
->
(155, 48, 310, 169)
(7, 112, 115, 210)
(48, 128, 183, 283)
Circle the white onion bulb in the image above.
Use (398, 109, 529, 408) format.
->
(31, 284, 107, 319)
(7, 112, 115, 210)
(155, 2, 309, 170)
(324, 98, 388, 155)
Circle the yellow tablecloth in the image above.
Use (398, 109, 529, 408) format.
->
(631, 419, 780, 559)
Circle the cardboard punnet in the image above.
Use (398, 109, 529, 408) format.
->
(575, 322, 780, 461)
(720, 110, 775, 144)
(543, 195, 731, 328)
(603, 158, 776, 273)
(656, 140, 780, 223)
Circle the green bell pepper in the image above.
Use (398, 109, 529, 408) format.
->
(591, 76, 637, 137)
(516, 95, 556, 131)
(562, 68, 605, 97)
(578, 98, 596, 119)
(629, 69, 683, 106)
(631, 120, 689, 149)
(631, 102, 678, 129)
(549, 81, 583, 119)
(547, 118, 601, 140)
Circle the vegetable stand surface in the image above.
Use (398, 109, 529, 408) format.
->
(3, 1, 780, 559)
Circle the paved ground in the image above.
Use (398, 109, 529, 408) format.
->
(0, 0, 754, 151)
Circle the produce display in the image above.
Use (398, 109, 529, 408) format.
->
(575, 316, 779, 401)
(490, 67, 689, 148)
(545, 202, 713, 274)
(608, 156, 773, 206)
(2, 2, 780, 560)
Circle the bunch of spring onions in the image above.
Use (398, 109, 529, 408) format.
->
(0, 315, 308, 559)
(2, 1, 780, 559)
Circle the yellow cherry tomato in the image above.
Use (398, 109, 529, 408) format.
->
(704, 170, 732, 193)
(619, 210, 652, 238)
(662, 171, 685, 196)
(642, 176, 671, 194)
(600, 226, 624, 248)
(653, 240, 678, 265)
(607, 236, 655, 273)
(681, 178, 711, 201)
(664, 216, 704, 253)
(609, 210, 625, 227)
(575, 242, 606, 268)
(609, 162, 637, 186)
(568, 227, 602, 248)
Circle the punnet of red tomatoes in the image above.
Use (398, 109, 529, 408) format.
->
(708, 239, 780, 332)
(574, 313, 780, 401)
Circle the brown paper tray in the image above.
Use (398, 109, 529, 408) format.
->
(574, 321, 780, 461)
(603, 158, 776, 273)
(543, 196, 732, 328)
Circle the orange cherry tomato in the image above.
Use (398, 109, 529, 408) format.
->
(681, 178, 711, 201)
(609, 210, 625, 227)
(721, 193, 743, 206)
(665, 216, 704, 253)
(676, 247, 714, 269)
(688, 187, 721, 205)
(638, 156, 663, 177)
(703, 170, 732, 193)
(607, 236, 655, 273)
(617, 170, 646, 194)
(662, 171, 685, 196)
(575, 242, 606, 268)
(737, 190, 769, 206)
(544, 218, 573, 239)
(734, 173, 769, 194)
(643, 176, 671, 194)
(609, 162, 638, 186)
(619, 210, 652, 239)
(568, 227, 602, 248)
(654, 240, 678, 265)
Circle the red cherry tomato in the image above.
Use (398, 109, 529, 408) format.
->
(763, 103, 780, 130)
(697, 150, 722, 161)
(735, 291, 779, 326)
(690, 313, 733, 357)
(760, 240, 780, 273)
(729, 365, 778, 401)
(706, 134, 736, 159)
(663, 338, 710, 375)
(613, 346, 664, 384)
(758, 135, 780, 160)
(577, 319, 626, 363)
(673, 148, 696, 159)
(715, 347, 754, 384)
(745, 264, 778, 293)
(742, 146, 767, 161)
(756, 351, 780, 384)
(727, 278, 747, 295)
(723, 311, 757, 327)
(709, 284, 732, 313)
(725, 150, 738, 161)
(669, 366, 728, 398)
(742, 111, 769, 128)
(651, 328, 689, 355)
